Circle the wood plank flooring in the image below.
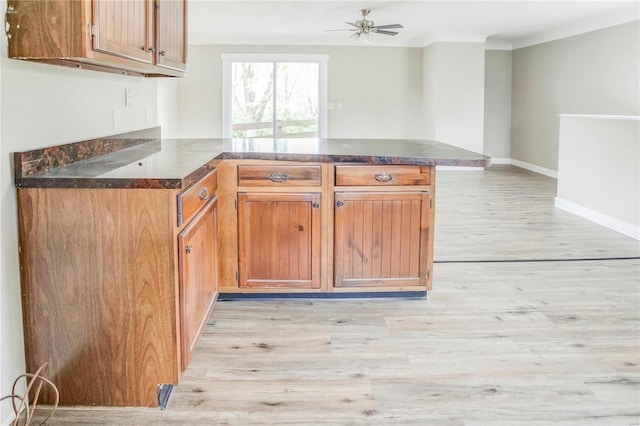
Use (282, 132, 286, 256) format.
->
(32, 165, 640, 425)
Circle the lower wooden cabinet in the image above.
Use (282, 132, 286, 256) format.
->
(178, 196, 218, 371)
(16, 170, 219, 407)
(237, 192, 321, 289)
(334, 191, 431, 288)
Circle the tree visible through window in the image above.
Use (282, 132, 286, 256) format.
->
(228, 60, 322, 138)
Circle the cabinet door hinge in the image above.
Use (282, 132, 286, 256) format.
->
(234, 198, 237, 210)
(430, 198, 433, 209)
(90, 23, 96, 38)
(235, 270, 239, 282)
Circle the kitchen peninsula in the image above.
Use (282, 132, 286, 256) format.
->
(14, 127, 488, 408)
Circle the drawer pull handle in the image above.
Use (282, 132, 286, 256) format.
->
(269, 172, 290, 183)
(186, 245, 193, 254)
(374, 172, 393, 183)
(199, 187, 210, 200)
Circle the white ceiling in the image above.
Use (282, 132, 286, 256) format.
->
(188, 0, 639, 49)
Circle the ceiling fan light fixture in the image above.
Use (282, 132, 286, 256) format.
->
(324, 9, 403, 40)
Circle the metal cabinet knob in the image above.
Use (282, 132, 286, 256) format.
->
(336, 200, 344, 207)
(269, 172, 290, 183)
(199, 187, 210, 200)
(374, 172, 393, 182)
(159, 50, 166, 56)
(186, 245, 193, 254)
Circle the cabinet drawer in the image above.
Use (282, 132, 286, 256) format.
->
(238, 165, 321, 187)
(335, 165, 430, 186)
(177, 169, 217, 226)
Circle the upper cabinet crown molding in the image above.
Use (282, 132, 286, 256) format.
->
(6, 0, 187, 77)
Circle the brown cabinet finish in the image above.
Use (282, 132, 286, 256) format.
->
(237, 164, 322, 187)
(238, 192, 322, 289)
(17, 188, 179, 407)
(335, 165, 431, 186)
(156, 0, 188, 71)
(7, 0, 186, 77)
(16, 168, 218, 407)
(177, 168, 217, 226)
(178, 196, 218, 371)
(93, 0, 154, 64)
(334, 191, 431, 288)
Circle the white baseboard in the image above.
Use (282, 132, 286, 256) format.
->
(436, 166, 484, 171)
(487, 157, 557, 178)
(509, 159, 558, 178)
(489, 157, 511, 165)
(555, 197, 640, 241)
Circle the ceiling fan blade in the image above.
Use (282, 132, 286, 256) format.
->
(374, 29, 399, 36)
(373, 24, 403, 30)
(350, 32, 361, 38)
(345, 22, 359, 28)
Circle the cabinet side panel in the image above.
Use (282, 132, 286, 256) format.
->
(216, 161, 239, 291)
(17, 188, 177, 407)
(8, 0, 84, 58)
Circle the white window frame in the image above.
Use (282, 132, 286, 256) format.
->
(221, 53, 329, 138)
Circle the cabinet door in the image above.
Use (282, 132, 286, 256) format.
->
(334, 192, 430, 288)
(92, 0, 154, 63)
(178, 196, 218, 371)
(156, 0, 187, 71)
(238, 193, 321, 289)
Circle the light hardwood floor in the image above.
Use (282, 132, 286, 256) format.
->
(32, 166, 640, 425)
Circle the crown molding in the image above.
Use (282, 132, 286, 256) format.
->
(510, 3, 639, 50)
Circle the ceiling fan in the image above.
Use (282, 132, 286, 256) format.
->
(325, 9, 403, 39)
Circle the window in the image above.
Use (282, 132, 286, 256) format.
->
(222, 54, 328, 138)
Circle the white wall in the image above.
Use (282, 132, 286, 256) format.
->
(177, 45, 424, 139)
(0, 45, 160, 425)
(483, 50, 512, 159)
(421, 42, 486, 154)
(511, 21, 640, 171)
(157, 78, 180, 138)
(556, 115, 639, 239)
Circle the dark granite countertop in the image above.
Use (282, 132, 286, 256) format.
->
(14, 128, 490, 189)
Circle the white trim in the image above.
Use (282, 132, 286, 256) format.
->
(221, 56, 232, 137)
(489, 157, 511, 165)
(555, 197, 640, 241)
(510, 159, 558, 179)
(220, 53, 330, 63)
(436, 166, 484, 171)
(221, 54, 329, 138)
(559, 114, 640, 121)
(511, 4, 639, 50)
(485, 40, 513, 51)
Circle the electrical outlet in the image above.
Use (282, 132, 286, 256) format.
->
(125, 88, 133, 107)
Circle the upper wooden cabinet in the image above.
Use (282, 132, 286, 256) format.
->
(6, 0, 187, 77)
(156, 0, 187, 71)
(92, 0, 155, 64)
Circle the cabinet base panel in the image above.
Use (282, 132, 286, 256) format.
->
(218, 291, 427, 300)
